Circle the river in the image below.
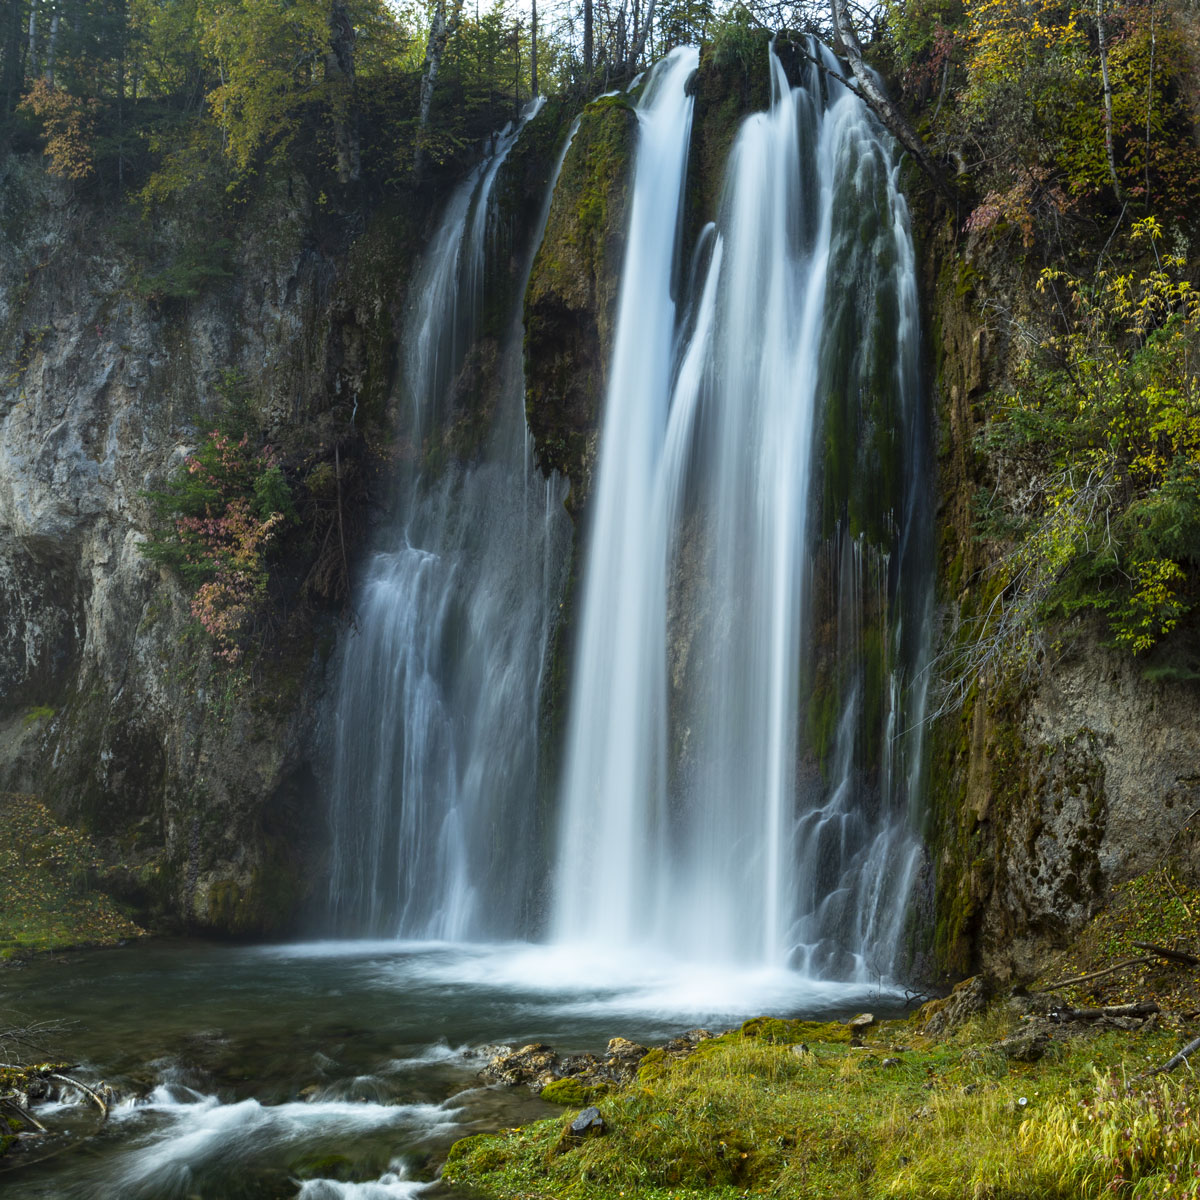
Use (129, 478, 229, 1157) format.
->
(3, 940, 900, 1197)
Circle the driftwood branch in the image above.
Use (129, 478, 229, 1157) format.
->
(0, 1093, 47, 1133)
(1147, 1034, 1200, 1076)
(0, 1062, 108, 1121)
(1132, 941, 1200, 966)
(1050, 1001, 1159, 1021)
(1042, 957, 1153, 990)
(48, 1072, 108, 1119)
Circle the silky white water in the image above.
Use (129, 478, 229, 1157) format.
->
(324, 43, 931, 981)
(553, 41, 931, 979)
(326, 101, 572, 938)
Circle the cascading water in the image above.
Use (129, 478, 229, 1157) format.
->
(326, 103, 572, 939)
(553, 41, 931, 980)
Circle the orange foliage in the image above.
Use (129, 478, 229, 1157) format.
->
(18, 79, 99, 181)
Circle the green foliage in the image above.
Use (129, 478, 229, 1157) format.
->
(710, 4, 764, 73)
(132, 236, 234, 302)
(893, 0, 1200, 231)
(979, 219, 1200, 656)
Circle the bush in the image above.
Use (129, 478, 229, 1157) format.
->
(143, 388, 295, 663)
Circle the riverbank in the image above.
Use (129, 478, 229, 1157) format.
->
(446, 868, 1200, 1200)
(445, 1003, 1198, 1200)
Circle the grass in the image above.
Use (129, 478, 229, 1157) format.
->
(0, 793, 144, 957)
(444, 1008, 1200, 1200)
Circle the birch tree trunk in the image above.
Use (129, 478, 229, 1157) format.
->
(829, 0, 954, 198)
(44, 5, 58, 83)
(27, 0, 38, 77)
(627, 0, 656, 71)
(415, 0, 464, 173)
(531, 0, 538, 96)
(1096, 0, 1122, 200)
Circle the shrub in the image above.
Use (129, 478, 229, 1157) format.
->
(143, 401, 295, 663)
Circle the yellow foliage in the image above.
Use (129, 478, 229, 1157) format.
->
(18, 80, 99, 181)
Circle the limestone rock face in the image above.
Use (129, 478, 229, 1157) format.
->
(0, 156, 403, 934)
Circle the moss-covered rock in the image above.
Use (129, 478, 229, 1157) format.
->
(524, 96, 637, 513)
(739, 1016, 853, 1044)
(540, 1078, 609, 1105)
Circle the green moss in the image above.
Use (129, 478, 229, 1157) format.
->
(0, 792, 146, 955)
(540, 1078, 609, 1105)
(524, 96, 636, 503)
(740, 1017, 851, 1044)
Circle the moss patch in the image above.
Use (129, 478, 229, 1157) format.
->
(739, 1016, 852, 1044)
(0, 793, 145, 955)
(539, 1078, 609, 1106)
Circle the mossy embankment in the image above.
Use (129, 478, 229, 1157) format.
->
(445, 1000, 1200, 1200)
(0, 792, 145, 957)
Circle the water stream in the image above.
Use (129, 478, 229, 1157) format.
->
(553, 41, 930, 978)
(325, 100, 572, 939)
(3, 941, 896, 1198)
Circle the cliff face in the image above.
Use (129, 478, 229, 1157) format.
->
(0, 155, 408, 934)
(922, 211, 1200, 981)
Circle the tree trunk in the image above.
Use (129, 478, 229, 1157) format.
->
(584, 0, 593, 76)
(628, 0, 657, 71)
(531, 0, 538, 96)
(44, 5, 58, 83)
(829, 0, 954, 199)
(27, 0, 38, 77)
(325, 0, 360, 184)
(2, 0, 23, 116)
(415, 0, 464, 174)
(1096, 0, 1122, 200)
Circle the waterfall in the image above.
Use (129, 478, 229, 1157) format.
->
(326, 102, 573, 939)
(552, 42, 930, 979)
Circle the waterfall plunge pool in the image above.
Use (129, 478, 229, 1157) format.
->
(3, 940, 910, 1197)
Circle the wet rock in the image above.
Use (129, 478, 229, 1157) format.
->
(570, 1105, 605, 1136)
(479, 1043, 560, 1089)
(882, 1057, 902, 1068)
(996, 1031, 1050, 1062)
(919, 975, 990, 1037)
(558, 1052, 602, 1076)
(602, 1037, 649, 1084)
(464, 1043, 513, 1061)
(662, 1028, 713, 1054)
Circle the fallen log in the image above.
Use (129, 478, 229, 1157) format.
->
(1147, 1034, 1200, 1077)
(1050, 1002, 1159, 1021)
(1132, 941, 1200, 966)
(1042, 957, 1152, 990)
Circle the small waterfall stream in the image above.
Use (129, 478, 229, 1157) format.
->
(552, 42, 930, 980)
(326, 102, 572, 939)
